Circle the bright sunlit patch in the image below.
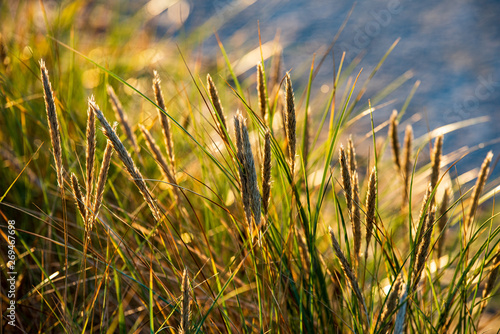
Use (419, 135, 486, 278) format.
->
(21, 46, 33, 61)
(181, 232, 193, 243)
(82, 69, 101, 89)
(146, 0, 178, 16)
(321, 84, 329, 94)
(167, 0, 190, 26)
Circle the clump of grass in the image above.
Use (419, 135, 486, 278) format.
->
(3, 6, 500, 332)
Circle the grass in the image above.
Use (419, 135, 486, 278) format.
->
(1, 1, 500, 333)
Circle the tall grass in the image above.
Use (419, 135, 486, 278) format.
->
(1, 1, 500, 333)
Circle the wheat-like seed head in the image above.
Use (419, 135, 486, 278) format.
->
(40, 59, 64, 189)
(482, 247, 500, 308)
(466, 151, 493, 230)
(389, 110, 401, 172)
(339, 145, 352, 218)
(347, 135, 357, 175)
(257, 62, 266, 120)
(261, 130, 272, 216)
(234, 112, 261, 235)
(351, 171, 361, 266)
(328, 226, 367, 320)
(413, 205, 436, 289)
(107, 85, 140, 156)
(379, 275, 403, 332)
(365, 167, 377, 254)
(153, 70, 175, 171)
(284, 72, 296, 175)
(402, 124, 413, 202)
(430, 134, 443, 193)
(90, 100, 161, 222)
(179, 268, 191, 334)
(85, 96, 96, 226)
(437, 187, 450, 259)
(91, 123, 116, 229)
(70, 173, 86, 221)
(207, 74, 228, 142)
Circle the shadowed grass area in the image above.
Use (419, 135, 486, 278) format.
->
(1, 1, 500, 333)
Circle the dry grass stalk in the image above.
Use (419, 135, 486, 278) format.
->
(139, 124, 180, 201)
(351, 171, 361, 266)
(413, 206, 436, 288)
(207, 74, 228, 143)
(153, 70, 175, 171)
(339, 145, 352, 218)
(261, 130, 272, 216)
(379, 276, 403, 332)
(107, 85, 140, 157)
(234, 113, 261, 235)
(91, 123, 116, 228)
(257, 62, 267, 119)
(481, 247, 500, 310)
(284, 72, 296, 175)
(389, 110, 401, 172)
(71, 173, 86, 221)
(347, 135, 357, 175)
(365, 167, 377, 256)
(437, 187, 450, 259)
(40, 59, 64, 189)
(90, 100, 161, 222)
(85, 96, 96, 228)
(179, 268, 190, 334)
(402, 125, 413, 202)
(466, 151, 493, 229)
(430, 134, 443, 193)
(328, 226, 367, 320)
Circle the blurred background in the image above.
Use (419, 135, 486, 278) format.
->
(2, 0, 500, 176)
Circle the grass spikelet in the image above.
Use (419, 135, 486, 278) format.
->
(85, 96, 96, 227)
(70, 173, 86, 221)
(389, 110, 401, 172)
(347, 135, 357, 174)
(413, 206, 436, 288)
(365, 167, 377, 257)
(402, 125, 413, 202)
(40, 59, 64, 189)
(235, 112, 261, 235)
(466, 151, 493, 229)
(207, 74, 228, 142)
(284, 72, 296, 175)
(234, 114, 252, 230)
(339, 145, 352, 218)
(179, 268, 190, 334)
(481, 247, 500, 310)
(328, 226, 368, 322)
(107, 85, 140, 157)
(437, 187, 450, 259)
(91, 123, 116, 227)
(139, 124, 179, 201)
(351, 171, 361, 266)
(430, 134, 443, 192)
(261, 130, 272, 216)
(379, 275, 403, 332)
(90, 100, 161, 222)
(416, 184, 432, 243)
(153, 70, 175, 170)
(257, 62, 266, 119)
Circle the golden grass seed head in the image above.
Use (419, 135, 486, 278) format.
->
(70, 172, 86, 222)
(257, 62, 266, 119)
(261, 130, 272, 215)
(152, 70, 175, 169)
(40, 59, 64, 189)
(466, 151, 493, 229)
(339, 144, 352, 217)
(430, 134, 443, 192)
(284, 72, 296, 174)
(365, 167, 377, 252)
(389, 110, 401, 172)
